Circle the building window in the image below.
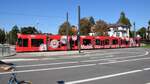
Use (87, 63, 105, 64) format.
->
(116, 32, 120, 36)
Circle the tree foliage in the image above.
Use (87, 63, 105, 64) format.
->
(21, 26, 39, 34)
(148, 20, 150, 26)
(88, 16, 95, 25)
(0, 28, 6, 44)
(137, 27, 147, 39)
(70, 25, 77, 35)
(8, 25, 20, 44)
(117, 12, 131, 27)
(95, 20, 108, 36)
(80, 17, 95, 35)
(58, 21, 73, 35)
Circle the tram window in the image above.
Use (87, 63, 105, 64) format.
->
(95, 39, 101, 45)
(83, 39, 91, 46)
(112, 40, 118, 45)
(104, 39, 109, 45)
(17, 38, 22, 47)
(31, 39, 43, 47)
(23, 39, 28, 47)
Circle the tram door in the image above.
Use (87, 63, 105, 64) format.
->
(69, 36, 78, 50)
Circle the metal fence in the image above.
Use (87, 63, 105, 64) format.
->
(0, 44, 16, 58)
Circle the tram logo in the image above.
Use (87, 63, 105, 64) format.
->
(50, 39, 59, 48)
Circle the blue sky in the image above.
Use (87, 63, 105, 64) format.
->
(0, 0, 150, 34)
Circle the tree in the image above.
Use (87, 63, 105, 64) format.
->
(129, 31, 134, 38)
(117, 12, 132, 37)
(70, 25, 77, 35)
(58, 21, 72, 35)
(148, 20, 150, 26)
(21, 26, 39, 34)
(0, 28, 6, 44)
(88, 16, 95, 25)
(95, 20, 108, 36)
(117, 12, 131, 27)
(8, 25, 20, 45)
(137, 27, 146, 39)
(80, 17, 95, 35)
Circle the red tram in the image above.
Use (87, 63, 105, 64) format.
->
(16, 34, 141, 52)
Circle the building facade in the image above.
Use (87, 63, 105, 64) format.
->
(108, 25, 130, 38)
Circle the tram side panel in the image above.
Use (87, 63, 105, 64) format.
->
(110, 37, 120, 48)
(103, 37, 111, 49)
(16, 34, 29, 52)
(119, 38, 126, 48)
(16, 34, 141, 52)
(94, 36, 104, 49)
(47, 35, 67, 51)
(80, 36, 94, 49)
(30, 35, 47, 52)
(16, 34, 47, 52)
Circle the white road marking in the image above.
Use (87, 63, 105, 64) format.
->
(98, 57, 150, 65)
(146, 82, 150, 84)
(0, 56, 150, 75)
(12, 51, 148, 68)
(2, 59, 38, 62)
(66, 68, 150, 84)
(0, 64, 96, 75)
(106, 55, 114, 57)
(2, 50, 148, 62)
(16, 62, 78, 68)
(90, 55, 114, 59)
(81, 51, 149, 63)
(143, 68, 150, 71)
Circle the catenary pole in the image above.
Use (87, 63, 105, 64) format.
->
(133, 22, 136, 38)
(66, 12, 70, 50)
(78, 6, 81, 53)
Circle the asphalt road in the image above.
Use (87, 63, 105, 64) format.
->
(0, 48, 150, 84)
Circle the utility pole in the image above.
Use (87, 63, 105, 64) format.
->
(148, 21, 150, 41)
(148, 26, 150, 41)
(133, 22, 136, 38)
(66, 12, 70, 50)
(78, 5, 81, 53)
